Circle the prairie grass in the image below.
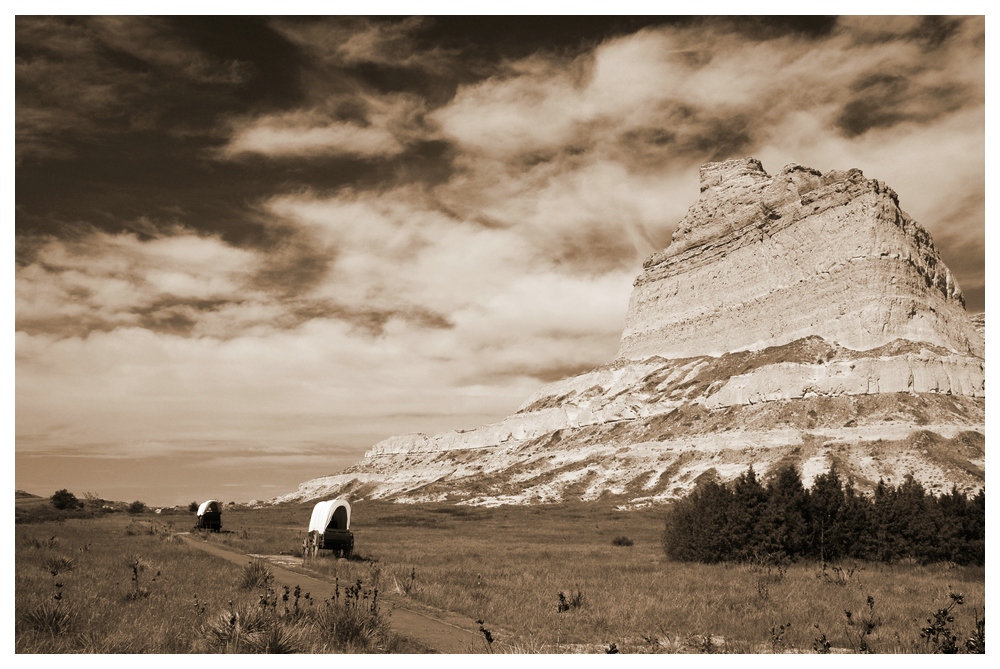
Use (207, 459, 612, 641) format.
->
(219, 500, 985, 653)
(16, 501, 986, 653)
(14, 514, 403, 653)
(16, 516, 230, 652)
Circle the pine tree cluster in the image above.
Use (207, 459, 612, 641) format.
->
(662, 466, 984, 565)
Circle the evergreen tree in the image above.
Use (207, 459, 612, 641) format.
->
(936, 486, 972, 564)
(890, 476, 941, 562)
(871, 479, 898, 561)
(968, 490, 985, 565)
(662, 468, 984, 566)
(808, 468, 846, 562)
(839, 481, 876, 560)
(758, 465, 811, 559)
(663, 479, 733, 562)
(728, 466, 768, 561)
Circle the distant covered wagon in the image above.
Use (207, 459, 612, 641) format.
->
(196, 500, 222, 532)
(303, 499, 354, 558)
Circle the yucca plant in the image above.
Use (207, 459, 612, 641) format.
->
(239, 559, 273, 590)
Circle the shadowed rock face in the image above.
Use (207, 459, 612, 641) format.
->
(275, 159, 984, 507)
(618, 158, 982, 360)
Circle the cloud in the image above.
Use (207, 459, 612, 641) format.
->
(432, 19, 983, 161)
(427, 17, 983, 286)
(272, 16, 457, 76)
(15, 16, 249, 163)
(220, 93, 429, 159)
(16, 228, 264, 337)
(213, 17, 462, 161)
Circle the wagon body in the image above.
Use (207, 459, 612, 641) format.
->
(305, 499, 354, 557)
(196, 499, 222, 532)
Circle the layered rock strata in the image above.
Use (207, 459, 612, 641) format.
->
(275, 159, 984, 507)
(619, 159, 982, 360)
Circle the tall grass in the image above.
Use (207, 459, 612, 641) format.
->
(15, 514, 403, 653)
(17, 501, 986, 653)
(220, 500, 985, 653)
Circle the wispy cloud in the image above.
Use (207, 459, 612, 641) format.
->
(220, 93, 429, 159)
(16, 229, 263, 337)
(15, 16, 250, 163)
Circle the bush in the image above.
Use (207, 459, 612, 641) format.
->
(188, 501, 199, 513)
(239, 560, 274, 590)
(50, 489, 80, 510)
(127, 501, 146, 514)
(663, 467, 985, 565)
(197, 579, 397, 653)
(311, 579, 393, 651)
(611, 536, 634, 547)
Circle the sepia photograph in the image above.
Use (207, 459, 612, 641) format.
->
(14, 11, 986, 654)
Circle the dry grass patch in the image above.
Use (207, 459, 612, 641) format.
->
(222, 500, 984, 653)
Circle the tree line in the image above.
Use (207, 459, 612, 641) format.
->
(662, 466, 984, 565)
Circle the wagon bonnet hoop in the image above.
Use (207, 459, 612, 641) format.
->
(308, 499, 351, 533)
(197, 500, 221, 516)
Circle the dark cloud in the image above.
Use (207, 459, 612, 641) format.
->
(410, 16, 837, 62)
(544, 223, 649, 275)
(325, 305, 454, 337)
(249, 229, 334, 297)
(908, 16, 963, 50)
(691, 15, 839, 41)
(163, 16, 305, 108)
(836, 73, 968, 137)
(16, 17, 257, 162)
(16, 16, 314, 244)
(846, 16, 965, 50)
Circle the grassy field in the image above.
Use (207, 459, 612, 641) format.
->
(207, 499, 985, 653)
(14, 509, 408, 653)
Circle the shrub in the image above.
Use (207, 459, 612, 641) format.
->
(239, 560, 273, 590)
(127, 501, 146, 514)
(663, 466, 985, 565)
(201, 598, 305, 653)
(611, 536, 634, 547)
(557, 589, 584, 612)
(198, 579, 394, 653)
(311, 579, 391, 651)
(50, 489, 79, 510)
(188, 501, 199, 513)
(41, 554, 75, 575)
(21, 600, 74, 636)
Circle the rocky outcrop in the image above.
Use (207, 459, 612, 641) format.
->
(275, 159, 985, 507)
(971, 312, 985, 340)
(618, 159, 982, 360)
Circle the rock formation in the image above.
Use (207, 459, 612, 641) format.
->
(275, 159, 985, 507)
(620, 159, 981, 360)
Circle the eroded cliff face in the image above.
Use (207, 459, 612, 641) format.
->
(618, 159, 982, 360)
(274, 159, 984, 507)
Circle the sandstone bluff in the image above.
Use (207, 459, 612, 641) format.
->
(275, 158, 985, 508)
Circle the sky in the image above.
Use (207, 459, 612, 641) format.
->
(13, 15, 986, 507)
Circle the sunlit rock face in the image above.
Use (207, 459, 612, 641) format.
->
(618, 158, 982, 360)
(276, 159, 984, 508)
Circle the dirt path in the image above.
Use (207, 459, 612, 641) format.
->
(178, 534, 483, 653)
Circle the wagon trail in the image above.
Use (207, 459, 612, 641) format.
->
(178, 534, 482, 653)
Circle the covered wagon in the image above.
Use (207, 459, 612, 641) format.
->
(303, 499, 354, 558)
(196, 499, 222, 532)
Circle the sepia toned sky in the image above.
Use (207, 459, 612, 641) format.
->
(14, 15, 985, 506)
